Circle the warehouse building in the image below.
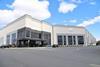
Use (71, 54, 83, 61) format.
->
(0, 14, 96, 47)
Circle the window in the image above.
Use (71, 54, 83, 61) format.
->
(26, 30, 30, 37)
(18, 28, 25, 39)
(73, 36, 76, 45)
(31, 32, 40, 38)
(64, 36, 66, 45)
(43, 33, 51, 45)
(39, 34, 41, 38)
(31, 32, 34, 38)
(12, 33, 16, 44)
(57, 35, 66, 45)
(44, 34, 49, 39)
(78, 36, 84, 45)
(68, 36, 73, 45)
(6, 35, 10, 45)
(57, 35, 63, 45)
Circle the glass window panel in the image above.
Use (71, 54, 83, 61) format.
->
(12, 33, 16, 44)
(78, 36, 84, 45)
(26, 30, 30, 37)
(44, 34, 48, 39)
(31, 32, 40, 38)
(73, 36, 76, 45)
(68, 36, 73, 45)
(6, 35, 10, 45)
(64, 36, 66, 45)
(57, 35, 63, 45)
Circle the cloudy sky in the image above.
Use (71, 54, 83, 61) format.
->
(0, 0, 100, 40)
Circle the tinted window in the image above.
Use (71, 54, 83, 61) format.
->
(6, 35, 10, 45)
(12, 33, 16, 44)
(64, 36, 66, 45)
(17, 28, 25, 39)
(68, 36, 73, 45)
(57, 35, 63, 45)
(26, 30, 30, 37)
(44, 34, 49, 39)
(31, 32, 40, 38)
(78, 36, 84, 45)
(73, 36, 76, 45)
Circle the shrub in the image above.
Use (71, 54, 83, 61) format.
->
(52, 44, 58, 48)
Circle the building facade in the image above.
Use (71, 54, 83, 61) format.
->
(0, 15, 96, 47)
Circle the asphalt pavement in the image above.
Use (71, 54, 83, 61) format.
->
(0, 46, 100, 67)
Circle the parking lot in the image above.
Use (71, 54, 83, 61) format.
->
(0, 46, 100, 67)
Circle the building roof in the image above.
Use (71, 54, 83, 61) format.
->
(53, 25, 85, 29)
(0, 14, 52, 30)
(0, 14, 84, 30)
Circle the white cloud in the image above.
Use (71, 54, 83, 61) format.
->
(0, 0, 51, 27)
(58, 1, 77, 14)
(70, 0, 82, 4)
(87, 0, 96, 5)
(64, 19, 77, 23)
(58, 0, 64, 2)
(90, 2, 95, 5)
(70, 0, 96, 5)
(6, 4, 14, 9)
(77, 16, 100, 27)
(68, 19, 77, 23)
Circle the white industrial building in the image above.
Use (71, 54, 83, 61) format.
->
(0, 14, 96, 47)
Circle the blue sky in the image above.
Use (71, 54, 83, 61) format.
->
(0, 0, 100, 40)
